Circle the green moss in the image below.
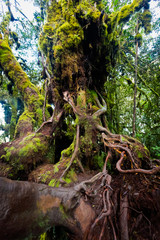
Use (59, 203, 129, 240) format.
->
(54, 165, 59, 173)
(0, 12, 11, 36)
(93, 151, 105, 170)
(85, 8, 101, 21)
(135, 146, 143, 158)
(60, 142, 74, 160)
(135, 33, 142, 47)
(43, 23, 54, 35)
(1, 132, 50, 177)
(1, 145, 24, 172)
(64, 177, 71, 184)
(40, 171, 52, 183)
(109, 0, 149, 29)
(40, 232, 47, 240)
(48, 178, 56, 187)
(59, 204, 68, 219)
(39, 0, 84, 56)
(77, 90, 86, 108)
(144, 145, 150, 156)
(118, 5, 132, 23)
(48, 163, 77, 187)
(35, 108, 43, 125)
(1, 146, 15, 162)
(0, 39, 46, 133)
(19, 136, 46, 157)
(66, 168, 77, 182)
(142, 9, 152, 34)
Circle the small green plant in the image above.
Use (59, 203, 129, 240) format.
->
(152, 146, 160, 158)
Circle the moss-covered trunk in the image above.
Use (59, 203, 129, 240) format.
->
(0, 0, 160, 240)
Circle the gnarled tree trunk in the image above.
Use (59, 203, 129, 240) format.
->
(0, 0, 160, 239)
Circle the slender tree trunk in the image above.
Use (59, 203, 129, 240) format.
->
(132, 20, 139, 137)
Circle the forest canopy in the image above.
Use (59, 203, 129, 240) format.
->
(0, 0, 160, 240)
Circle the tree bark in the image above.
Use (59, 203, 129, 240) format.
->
(132, 20, 139, 137)
(0, 177, 95, 240)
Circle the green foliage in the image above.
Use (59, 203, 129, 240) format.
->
(94, 151, 105, 170)
(152, 146, 160, 158)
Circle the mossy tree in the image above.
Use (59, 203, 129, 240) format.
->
(0, 0, 160, 240)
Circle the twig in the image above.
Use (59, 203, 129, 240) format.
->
(128, 206, 151, 227)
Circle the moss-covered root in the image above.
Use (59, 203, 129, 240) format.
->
(0, 39, 45, 137)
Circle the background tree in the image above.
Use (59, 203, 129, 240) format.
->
(0, 0, 160, 239)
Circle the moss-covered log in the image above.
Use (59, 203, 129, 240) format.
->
(0, 177, 95, 240)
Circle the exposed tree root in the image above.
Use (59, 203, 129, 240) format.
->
(99, 216, 107, 240)
(120, 194, 129, 240)
(109, 216, 117, 240)
(61, 91, 160, 239)
(117, 152, 160, 174)
(129, 206, 151, 235)
(36, 109, 63, 135)
(102, 133, 138, 167)
(60, 125, 84, 180)
(87, 154, 113, 240)
(92, 89, 107, 118)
